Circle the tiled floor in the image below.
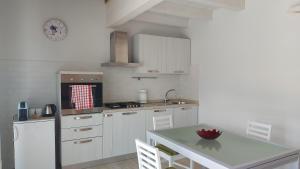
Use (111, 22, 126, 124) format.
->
(86, 158, 203, 169)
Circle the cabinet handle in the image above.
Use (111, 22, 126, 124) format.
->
(148, 70, 160, 73)
(174, 70, 184, 74)
(154, 109, 166, 112)
(122, 112, 138, 115)
(181, 107, 191, 110)
(74, 127, 93, 132)
(74, 115, 92, 120)
(104, 114, 113, 117)
(74, 139, 93, 144)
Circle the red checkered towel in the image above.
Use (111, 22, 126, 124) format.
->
(71, 85, 94, 110)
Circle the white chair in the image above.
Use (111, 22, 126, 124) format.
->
(247, 121, 272, 141)
(153, 115, 193, 169)
(136, 139, 176, 169)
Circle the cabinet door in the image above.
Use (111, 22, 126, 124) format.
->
(124, 111, 146, 153)
(173, 107, 198, 128)
(134, 34, 165, 73)
(62, 137, 102, 166)
(103, 113, 113, 158)
(111, 111, 146, 156)
(166, 37, 191, 74)
(61, 113, 103, 129)
(145, 109, 173, 131)
(14, 120, 55, 169)
(179, 38, 191, 74)
(61, 125, 102, 141)
(112, 112, 127, 156)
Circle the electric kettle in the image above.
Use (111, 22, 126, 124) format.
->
(42, 104, 57, 117)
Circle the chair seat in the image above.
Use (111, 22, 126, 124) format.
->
(155, 144, 179, 156)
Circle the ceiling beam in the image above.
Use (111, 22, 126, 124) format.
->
(167, 0, 245, 10)
(134, 11, 190, 28)
(106, 0, 164, 28)
(150, 1, 213, 19)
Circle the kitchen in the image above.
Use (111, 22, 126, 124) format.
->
(1, 0, 300, 169)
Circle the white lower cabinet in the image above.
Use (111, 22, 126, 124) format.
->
(61, 113, 103, 166)
(62, 137, 102, 166)
(61, 125, 103, 141)
(61, 114, 102, 129)
(103, 113, 113, 159)
(113, 111, 146, 156)
(63, 106, 198, 164)
(145, 108, 173, 131)
(103, 111, 146, 158)
(173, 107, 198, 128)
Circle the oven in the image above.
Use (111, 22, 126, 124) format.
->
(59, 72, 103, 115)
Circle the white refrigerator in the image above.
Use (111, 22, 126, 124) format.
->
(13, 119, 55, 169)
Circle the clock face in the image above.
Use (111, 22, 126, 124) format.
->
(43, 19, 67, 41)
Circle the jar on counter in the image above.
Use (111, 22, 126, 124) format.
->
(138, 89, 148, 104)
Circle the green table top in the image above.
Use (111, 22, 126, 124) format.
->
(150, 124, 293, 167)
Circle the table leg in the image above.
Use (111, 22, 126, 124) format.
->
(298, 157, 300, 169)
(147, 132, 152, 145)
(190, 160, 194, 169)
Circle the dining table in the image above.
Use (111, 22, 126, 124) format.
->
(146, 124, 300, 169)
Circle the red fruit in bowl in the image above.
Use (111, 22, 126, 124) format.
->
(196, 129, 222, 140)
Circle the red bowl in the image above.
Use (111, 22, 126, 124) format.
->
(196, 129, 222, 140)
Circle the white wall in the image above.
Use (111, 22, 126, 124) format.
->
(187, 0, 300, 168)
(0, 0, 185, 168)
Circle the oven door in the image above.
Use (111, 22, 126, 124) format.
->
(60, 83, 103, 111)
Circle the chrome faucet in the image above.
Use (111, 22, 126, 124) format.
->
(164, 89, 176, 103)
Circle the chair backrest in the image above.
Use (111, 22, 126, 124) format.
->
(247, 121, 272, 141)
(135, 139, 162, 169)
(153, 115, 173, 131)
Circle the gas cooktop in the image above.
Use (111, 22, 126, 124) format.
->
(105, 102, 141, 109)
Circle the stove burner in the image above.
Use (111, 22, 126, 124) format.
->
(105, 102, 141, 109)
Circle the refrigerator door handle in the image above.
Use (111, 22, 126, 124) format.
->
(13, 126, 19, 142)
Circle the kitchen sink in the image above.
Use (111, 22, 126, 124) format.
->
(170, 101, 186, 105)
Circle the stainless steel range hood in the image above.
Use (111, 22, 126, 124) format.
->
(110, 31, 129, 63)
(101, 31, 141, 68)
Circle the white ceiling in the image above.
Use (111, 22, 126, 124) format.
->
(134, 0, 245, 27)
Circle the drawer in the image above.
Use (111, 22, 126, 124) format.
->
(61, 113, 103, 129)
(61, 125, 103, 141)
(62, 137, 102, 166)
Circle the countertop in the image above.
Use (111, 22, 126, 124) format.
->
(61, 99, 198, 116)
(13, 116, 55, 123)
(102, 99, 198, 114)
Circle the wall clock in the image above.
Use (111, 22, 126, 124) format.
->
(43, 18, 67, 41)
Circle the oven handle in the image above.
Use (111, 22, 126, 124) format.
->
(69, 85, 97, 88)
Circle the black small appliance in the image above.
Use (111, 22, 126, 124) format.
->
(18, 101, 29, 121)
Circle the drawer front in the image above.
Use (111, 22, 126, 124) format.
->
(61, 114, 103, 129)
(62, 137, 103, 166)
(61, 125, 103, 141)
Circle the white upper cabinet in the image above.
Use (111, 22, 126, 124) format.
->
(165, 37, 191, 74)
(134, 34, 191, 74)
(134, 34, 165, 74)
